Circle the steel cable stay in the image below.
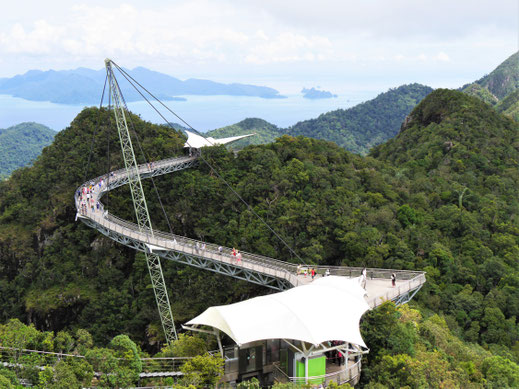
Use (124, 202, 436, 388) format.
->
(109, 72, 175, 236)
(83, 73, 108, 184)
(109, 60, 307, 266)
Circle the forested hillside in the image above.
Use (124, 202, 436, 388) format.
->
(286, 83, 433, 154)
(2, 89, 519, 386)
(462, 51, 519, 120)
(463, 52, 519, 103)
(0, 122, 55, 179)
(205, 118, 282, 149)
(206, 84, 433, 155)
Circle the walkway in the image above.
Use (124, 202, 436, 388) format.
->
(75, 154, 425, 307)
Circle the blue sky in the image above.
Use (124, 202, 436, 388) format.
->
(0, 0, 517, 94)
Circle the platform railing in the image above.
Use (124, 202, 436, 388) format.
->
(272, 359, 362, 386)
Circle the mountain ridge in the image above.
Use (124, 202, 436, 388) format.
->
(0, 67, 285, 104)
(207, 83, 433, 154)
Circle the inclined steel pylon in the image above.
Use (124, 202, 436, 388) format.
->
(105, 59, 177, 343)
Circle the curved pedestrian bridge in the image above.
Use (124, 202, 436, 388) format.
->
(75, 154, 425, 307)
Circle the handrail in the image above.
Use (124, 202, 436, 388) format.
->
(272, 359, 362, 385)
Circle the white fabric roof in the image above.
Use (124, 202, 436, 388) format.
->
(185, 276, 370, 348)
(184, 130, 255, 148)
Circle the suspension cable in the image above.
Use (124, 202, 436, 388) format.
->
(108, 68, 175, 235)
(83, 74, 108, 183)
(105, 74, 112, 208)
(110, 61, 306, 265)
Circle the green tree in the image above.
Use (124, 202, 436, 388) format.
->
(180, 354, 224, 388)
(161, 333, 207, 357)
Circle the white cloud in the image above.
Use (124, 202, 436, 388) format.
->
(0, 0, 516, 90)
(435, 52, 450, 62)
(0, 20, 65, 54)
(245, 32, 332, 64)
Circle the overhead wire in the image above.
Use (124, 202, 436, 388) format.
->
(83, 74, 108, 184)
(110, 61, 307, 265)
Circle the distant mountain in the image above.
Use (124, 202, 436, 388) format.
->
(462, 52, 519, 103)
(371, 88, 517, 172)
(286, 83, 433, 155)
(301, 87, 337, 99)
(461, 52, 519, 120)
(0, 122, 55, 178)
(206, 118, 282, 149)
(0, 67, 285, 105)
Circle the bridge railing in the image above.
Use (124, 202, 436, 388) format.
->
(102, 211, 298, 283)
(140, 357, 189, 373)
(76, 155, 198, 195)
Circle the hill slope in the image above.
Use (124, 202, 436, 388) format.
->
(462, 52, 519, 121)
(463, 52, 519, 103)
(205, 118, 282, 149)
(371, 88, 519, 171)
(369, 89, 519, 358)
(0, 122, 55, 179)
(285, 83, 433, 155)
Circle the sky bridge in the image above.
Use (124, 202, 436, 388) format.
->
(76, 153, 425, 308)
(70, 60, 426, 386)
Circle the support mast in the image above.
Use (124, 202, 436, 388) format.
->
(105, 59, 177, 343)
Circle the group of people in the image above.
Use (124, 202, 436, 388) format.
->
(231, 247, 242, 263)
(77, 178, 106, 215)
(325, 341, 347, 366)
(297, 265, 319, 279)
(295, 266, 333, 280)
(195, 242, 207, 253)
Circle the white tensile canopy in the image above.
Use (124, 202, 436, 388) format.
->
(185, 276, 370, 348)
(184, 130, 255, 149)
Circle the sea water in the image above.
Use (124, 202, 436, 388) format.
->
(0, 91, 377, 132)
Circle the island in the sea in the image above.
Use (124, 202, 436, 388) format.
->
(301, 87, 337, 99)
(0, 67, 286, 105)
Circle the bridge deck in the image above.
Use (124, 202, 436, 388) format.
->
(76, 155, 425, 308)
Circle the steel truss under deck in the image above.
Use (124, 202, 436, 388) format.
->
(82, 216, 292, 291)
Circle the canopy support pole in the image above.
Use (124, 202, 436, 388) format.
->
(305, 356, 309, 384)
(282, 339, 304, 355)
(216, 330, 224, 358)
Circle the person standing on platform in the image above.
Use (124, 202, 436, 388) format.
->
(391, 273, 396, 287)
(362, 268, 367, 289)
(311, 268, 316, 280)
